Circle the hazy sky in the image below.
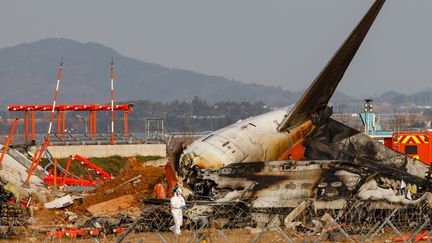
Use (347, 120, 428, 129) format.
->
(1, 0, 431, 98)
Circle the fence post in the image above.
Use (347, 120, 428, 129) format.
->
(313, 220, 353, 243)
(116, 216, 143, 243)
(275, 225, 293, 243)
(214, 228, 231, 243)
(252, 216, 292, 243)
(156, 232, 167, 243)
(187, 222, 208, 243)
(332, 222, 354, 243)
(409, 218, 430, 242)
(362, 208, 398, 242)
(252, 216, 279, 243)
(360, 221, 381, 243)
(386, 218, 407, 243)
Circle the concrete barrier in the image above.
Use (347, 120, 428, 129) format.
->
(41, 144, 166, 158)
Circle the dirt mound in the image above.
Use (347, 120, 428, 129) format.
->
(71, 158, 166, 213)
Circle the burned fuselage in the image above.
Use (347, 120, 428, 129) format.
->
(189, 118, 432, 209)
(173, 0, 432, 212)
(177, 108, 316, 182)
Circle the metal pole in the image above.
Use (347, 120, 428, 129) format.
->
(75, 115, 88, 134)
(89, 111, 93, 137)
(366, 208, 398, 242)
(0, 117, 19, 165)
(124, 111, 129, 139)
(365, 110, 369, 135)
(25, 58, 63, 186)
(25, 111, 29, 144)
(53, 157, 57, 190)
(61, 155, 73, 186)
(57, 111, 61, 134)
(110, 58, 115, 145)
(93, 111, 97, 136)
(31, 111, 35, 143)
(409, 218, 430, 242)
(24, 138, 49, 186)
(386, 218, 407, 243)
(47, 58, 63, 140)
(62, 111, 65, 138)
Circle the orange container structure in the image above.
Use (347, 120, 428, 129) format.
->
(389, 131, 432, 165)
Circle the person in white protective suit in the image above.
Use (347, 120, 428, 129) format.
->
(170, 187, 186, 235)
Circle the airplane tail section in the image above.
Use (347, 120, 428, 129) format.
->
(277, 0, 385, 132)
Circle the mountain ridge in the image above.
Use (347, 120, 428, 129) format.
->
(6, 38, 429, 108)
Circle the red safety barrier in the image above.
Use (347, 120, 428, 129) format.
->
(113, 227, 125, 234)
(45, 154, 109, 187)
(74, 154, 111, 180)
(46, 229, 66, 238)
(394, 231, 429, 242)
(89, 228, 101, 236)
(44, 176, 97, 187)
(65, 228, 88, 237)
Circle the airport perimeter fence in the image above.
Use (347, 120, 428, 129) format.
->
(35, 206, 432, 242)
(111, 214, 432, 243)
(109, 201, 432, 243)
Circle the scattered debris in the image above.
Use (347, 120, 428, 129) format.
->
(44, 195, 74, 209)
(65, 185, 95, 193)
(284, 201, 308, 227)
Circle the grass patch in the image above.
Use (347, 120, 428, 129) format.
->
(39, 155, 162, 179)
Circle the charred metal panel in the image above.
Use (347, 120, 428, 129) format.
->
(304, 119, 429, 180)
(191, 158, 431, 209)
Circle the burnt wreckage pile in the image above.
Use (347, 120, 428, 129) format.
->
(173, 119, 432, 232)
(0, 185, 29, 236)
(115, 0, 432, 235)
(119, 118, 432, 234)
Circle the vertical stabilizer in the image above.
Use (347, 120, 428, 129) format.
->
(277, 0, 385, 132)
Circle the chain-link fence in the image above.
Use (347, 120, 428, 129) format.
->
(109, 200, 432, 243)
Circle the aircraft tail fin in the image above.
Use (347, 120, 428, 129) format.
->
(277, 0, 385, 132)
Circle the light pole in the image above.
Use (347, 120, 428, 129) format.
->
(75, 115, 88, 134)
(364, 99, 373, 135)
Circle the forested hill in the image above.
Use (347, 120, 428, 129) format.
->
(0, 38, 358, 108)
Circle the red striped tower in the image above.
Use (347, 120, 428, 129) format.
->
(47, 58, 63, 140)
(110, 58, 115, 145)
(24, 59, 63, 187)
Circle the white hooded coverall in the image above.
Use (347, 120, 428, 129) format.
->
(170, 189, 185, 235)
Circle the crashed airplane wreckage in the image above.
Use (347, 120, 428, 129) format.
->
(160, 0, 432, 230)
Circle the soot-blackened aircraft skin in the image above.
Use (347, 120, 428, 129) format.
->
(175, 0, 432, 209)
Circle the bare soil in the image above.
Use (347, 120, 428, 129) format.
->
(70, 157, 165, 213)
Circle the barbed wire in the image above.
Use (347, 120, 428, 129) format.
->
(111, 198, 432, 242)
